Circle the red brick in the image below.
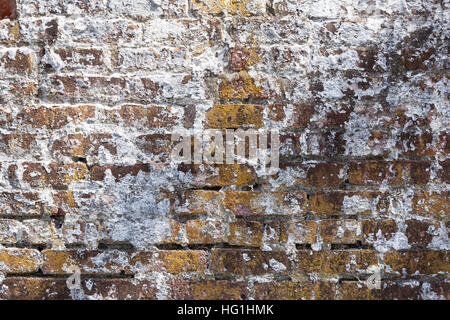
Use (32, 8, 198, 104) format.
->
(0, 0, 16, 20)
(227, 220, 264, 247)
(185, 220, 223, 244)
(320, 219, 361, 244)
(171, 280, 248, 300)
(178, 164, 256, 187)
(16, 105, 95, 129)
(280, 220, 317, 244)
(210, 249, 290, 276)
(362, 219, 398, 244)
(254, 281, 337, 300)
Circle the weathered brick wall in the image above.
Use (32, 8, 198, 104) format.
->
(0, 0, 448, 300)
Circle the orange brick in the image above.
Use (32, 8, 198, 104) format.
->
(296, 250, 378, 274)
(0, 248, 41, 273)
(205, 104, 264, 128)
(126, 250, 207, 274)
(320, 219, 361, 244)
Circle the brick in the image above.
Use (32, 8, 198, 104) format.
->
(227, 220, 263, 247)
(0, 48, 36, 74)
(191, 0, 265, 16)
(268, 162, 345, 188)
(171, 190, 220, 215)
(16, 105, 95, 129)
(229, 47, 259, 71)
(205, 104, 264, 128)
(0, 219, 21, 244)
(178, 164, 256, 187)
(340, 281, 381, 300)
(21, 163, 88, 188)
(50, 133, 116, 159)
(172, 280, 248, 300)
(0, 278, 70, 300)
(42, 75, 127, 103)
(52, 190, 94, 213)
(320, 219, 361, 244)
(0, 277, 157, 300)
(296, 250, 378, 274)
(81, 279, 157, 300)
(254, 281, 311, 300)
(219, 74, 279, 100)
(438, 159, 449, 184)
(0, 0, 446, 302)
(280, 220, 317, 244)
(299, 130, 346, 157)
(349, 161, 404, 185)
(133, 74, 205, 101)
(21, 219, 53, 246)
(348, 160, 431, 186)
(41, 250, 128, 275)
(0, 78, 37, 102)
(384, 250, 449, 275)
(0, 133, 39, 158)
(0, 248, 41, 273)
(223, 191, 307, 216)
(185, 220, 222, 244)
(102, 105, 182, 129)
(362, 219, 399, 245)
(0, 192, 42, 216)
(396, 130, 435, 156)
(210, 249, 290, 276)
(268, 103, 316, 129)
(405, 219, 439, 247)
(412, 191, 449, 220)
(254, 281, 337, 300)
(126, 250, 207, 274)
(381, 281, 450, 300)
(304, 162, 346, 187)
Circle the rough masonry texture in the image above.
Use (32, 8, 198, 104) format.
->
(0, 0, 449, 300)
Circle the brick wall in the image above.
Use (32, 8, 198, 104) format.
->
(0, 0, 448, 300)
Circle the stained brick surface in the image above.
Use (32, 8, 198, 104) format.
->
(0, 0, 448, 300)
